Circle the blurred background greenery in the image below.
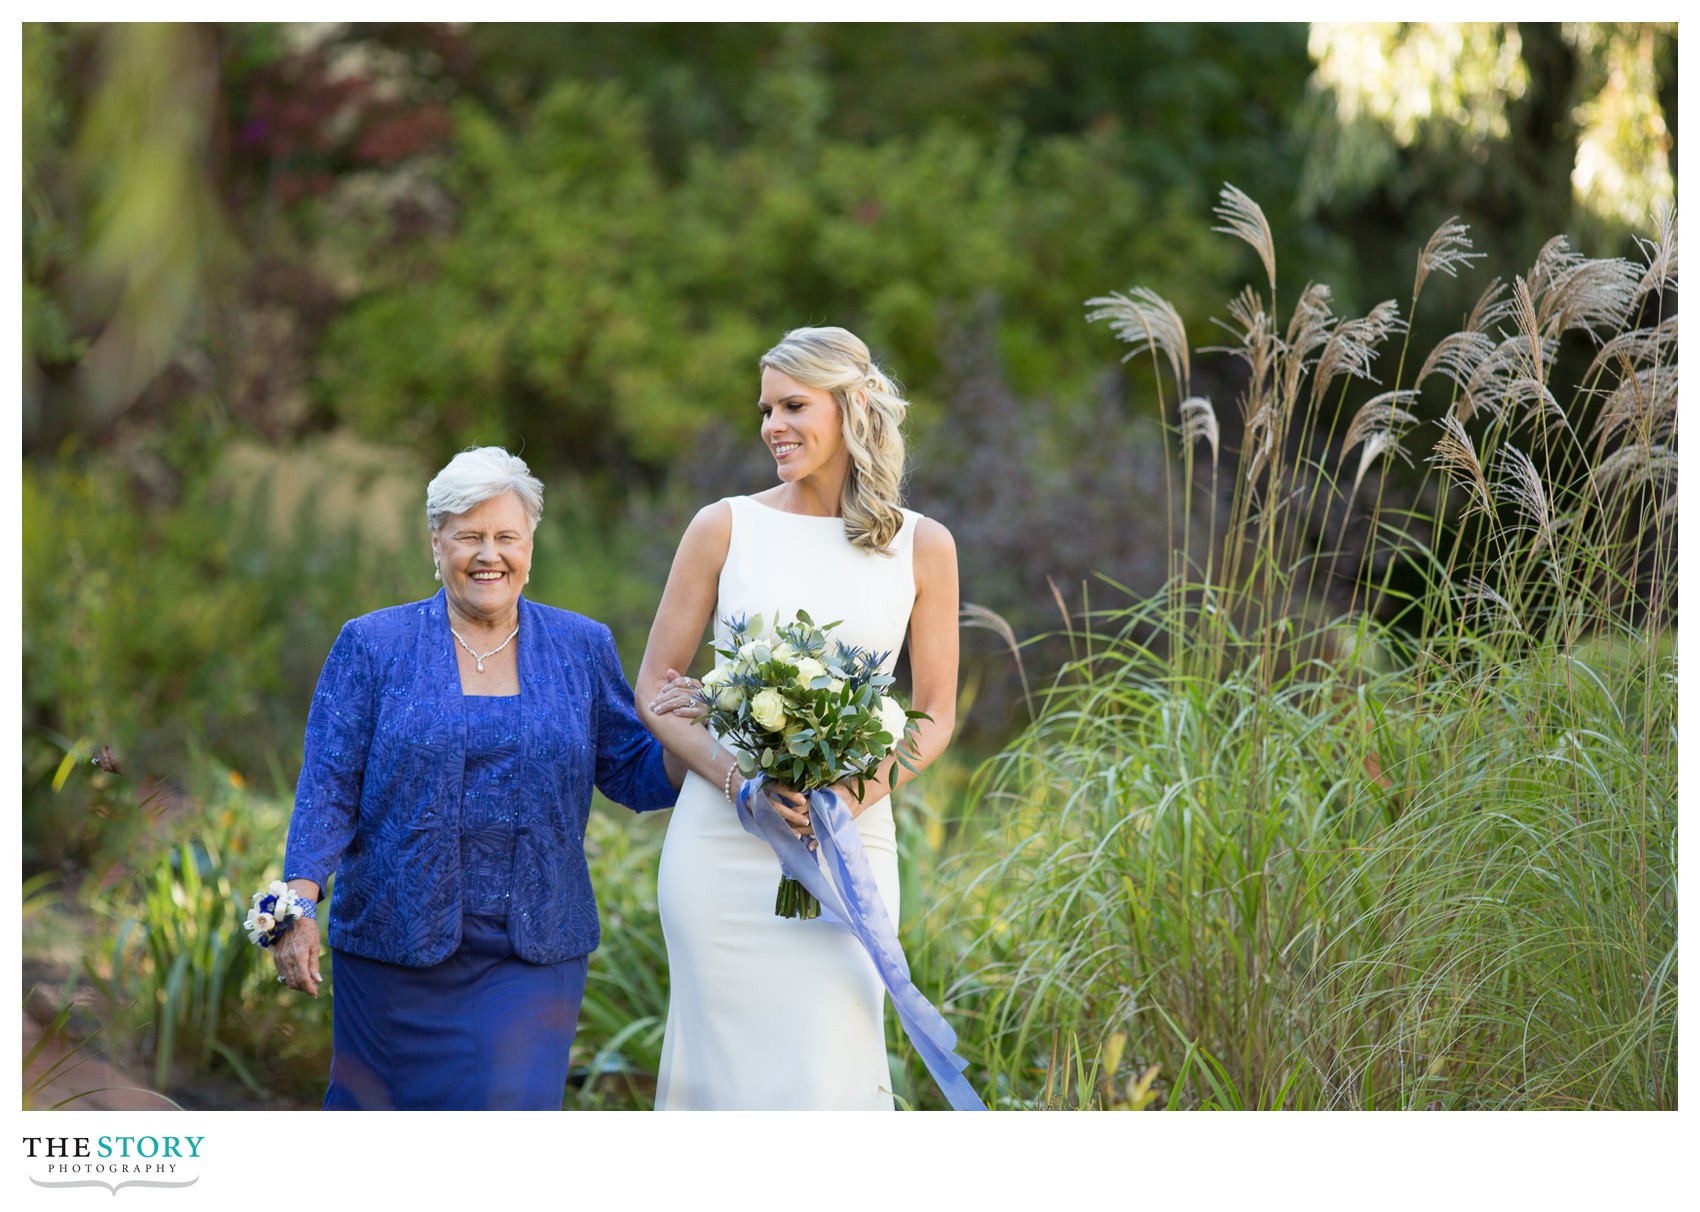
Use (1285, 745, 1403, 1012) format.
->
(22, 21, 1675, 1110)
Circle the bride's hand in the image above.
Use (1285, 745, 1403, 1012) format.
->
(649, 668, 707, 720)
(761, 781, 866, 840)
(761, 782, 815, 839)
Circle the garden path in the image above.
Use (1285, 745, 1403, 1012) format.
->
(22, 1013, 180, 1110)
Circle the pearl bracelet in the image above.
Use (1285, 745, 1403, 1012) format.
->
(723, 763, 737, 804)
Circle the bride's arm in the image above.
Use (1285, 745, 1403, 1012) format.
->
(635, 501, 735, 789)
(893, 517, 961, 787)
(636, 503, 807, 834)
(822, 517, 960, 818)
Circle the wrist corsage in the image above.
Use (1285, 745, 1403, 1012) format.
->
(245, 880, 316, 948)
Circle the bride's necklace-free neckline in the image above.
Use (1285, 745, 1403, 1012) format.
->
(450, 623, 519, 672)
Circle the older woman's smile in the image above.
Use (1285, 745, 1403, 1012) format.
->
(433, 490, 533, 629)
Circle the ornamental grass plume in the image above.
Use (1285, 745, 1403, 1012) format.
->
(1460, 574, 1525, 635)
(1508, 277, 1549, 383)
(1212, 182, 1276, 292)
(1341, 390, 1420, 499)
(1412, 215, 1486, 302)
(1587, 336, 1678, 458)
(1493, 442, 1557, 555)
(1503, 375, 1569, 433)
(1426, 416, 1493, 520)
(1415, 330, 1497, 395)
(1592, 441, 1678, 496)
(1527, 236, 1640, 341)
(1455, 335, 1528, 424)
(1178, 396, 1220, 467)
(1314, 299, 1403, 403)
(1632, 201, 1677, 301)
(1084, 287, 1192, 393)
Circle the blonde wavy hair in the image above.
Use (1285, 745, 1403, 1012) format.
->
(759, 326, 909, 555)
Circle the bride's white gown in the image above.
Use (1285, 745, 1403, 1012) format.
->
(654, 494, 921, 1110)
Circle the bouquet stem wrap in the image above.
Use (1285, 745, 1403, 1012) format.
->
(737, 773, 986, 1111)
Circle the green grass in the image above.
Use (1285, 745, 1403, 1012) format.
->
(569, 806, 671, 1109)
(896, 192, 1676, 1110)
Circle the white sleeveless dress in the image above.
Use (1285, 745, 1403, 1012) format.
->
(654, 495, 921, 1110)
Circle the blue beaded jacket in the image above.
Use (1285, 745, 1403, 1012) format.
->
(283, 590, 677, 968)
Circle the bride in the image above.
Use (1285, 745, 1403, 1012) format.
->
(636, 325, 959, 1110)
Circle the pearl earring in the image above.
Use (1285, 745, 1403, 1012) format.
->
(433, 562, 441, 581)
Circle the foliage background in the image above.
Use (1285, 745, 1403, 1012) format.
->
(20, 21, 1676, 1110)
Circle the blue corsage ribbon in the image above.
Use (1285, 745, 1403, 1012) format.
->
(736, 773, 987, 1111)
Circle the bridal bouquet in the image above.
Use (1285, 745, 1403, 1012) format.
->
(693, 610, 925, 919)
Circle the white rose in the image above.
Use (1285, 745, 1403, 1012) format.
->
(268, 880, 290, 899)
(793, 656, 827, 686)
(699, 666, 735, 706)
(715, 683, 746, 712)
(750, 688, 788, 731)
(827, 678, 845, 696)
(772, 642, 799, 664)
(876, 698, 909, 742)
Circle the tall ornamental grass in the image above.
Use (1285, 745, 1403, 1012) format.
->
(903, 190, 1676, 1109)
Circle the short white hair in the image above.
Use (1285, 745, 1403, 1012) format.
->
(425, 446, 545, 533)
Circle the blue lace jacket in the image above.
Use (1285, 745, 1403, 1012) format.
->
(283, 590, 677, 967)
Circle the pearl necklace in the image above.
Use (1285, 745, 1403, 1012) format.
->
(451, 623, 519, 672)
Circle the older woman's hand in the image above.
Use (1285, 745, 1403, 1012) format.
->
(649, 668, 708, 721)
(270, 882, 323, 997)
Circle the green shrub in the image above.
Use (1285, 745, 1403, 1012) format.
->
(314, 81, 1224, 488)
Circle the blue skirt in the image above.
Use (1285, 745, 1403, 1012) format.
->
(324, 915, 588, 1110)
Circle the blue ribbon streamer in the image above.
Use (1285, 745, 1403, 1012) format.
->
(736, 774, 987, 1111)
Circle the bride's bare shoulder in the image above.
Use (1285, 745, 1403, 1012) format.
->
(912, 515, 957, 571)
(675, 498, 734, 562)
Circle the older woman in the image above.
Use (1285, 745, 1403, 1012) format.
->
(272, 446, 681, 1110)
